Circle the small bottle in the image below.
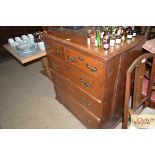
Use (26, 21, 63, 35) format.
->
(90, 29, 95, 43)
(95, 30, 99, 47)
(97, 30, 101, 47)
(132, 26, 137, 37)
(127, 27, 133, 39)
(101, 30, 104, 39)
(33, 32, 37, 43)
(37, 31, 45, 50)
(105, 33, 110, 40)
(110, 34, 115, 47)
(87, 32, 91, 45)
(95, 30, 101, 47)
(121, 29, 126, 41)
(103, 38, 110, 50)
(115, 28, 121, 44)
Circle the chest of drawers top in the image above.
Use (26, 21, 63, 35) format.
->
(42, 28, 146, 62)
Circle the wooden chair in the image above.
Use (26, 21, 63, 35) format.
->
(122, 53, 155, 129)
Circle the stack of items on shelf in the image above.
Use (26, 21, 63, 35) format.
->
(87, 26, 138, 50)
(8, 32, 45, 57)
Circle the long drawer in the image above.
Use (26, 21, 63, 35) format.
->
(66, 64, 101, 100)
(66, 48, 103, 79)
(54, 85, 101, 129)
(48, 55, 102, 100)
(52, 71, 102, 118)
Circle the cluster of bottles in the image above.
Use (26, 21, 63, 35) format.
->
(33, 31, 43, 44)
(31, 31, 45, 50)
(87, 26, 137, 50)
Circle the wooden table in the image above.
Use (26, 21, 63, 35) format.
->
(3, 44, 47, 64)
(3, 44, 52, 79)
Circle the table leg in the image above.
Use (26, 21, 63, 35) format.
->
(41, 56, 52, 80)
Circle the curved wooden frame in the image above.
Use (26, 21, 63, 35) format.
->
(122, 53, 155, 129)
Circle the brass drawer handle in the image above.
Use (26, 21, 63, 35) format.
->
(51, 62, 59, 69)
(68, 56, 76, 63)
(82, 97, 91, 106)
(56, 49, 63, 55)
(56, 79, 63, 86)
(80, 78, 91, 87)
(86, 64, 97, 72)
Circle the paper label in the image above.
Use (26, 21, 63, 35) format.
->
(133, 33, 136, 37)
(116, 38, 121, 44)
(127, 34, 132, 39)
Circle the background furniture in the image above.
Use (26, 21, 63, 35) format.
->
(0, 26, 42, 62)
(3, 44, 46, 64)
(43, 27, 147, 128)
(122, 53, 155, 129)
(3, 44, 51, 80)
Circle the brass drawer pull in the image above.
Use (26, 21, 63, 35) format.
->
(56, 79, 63, 86)
(80, 78, 91, 87)
(86, 64, 97, 72)
(68, 56, 76, 63)
(82, 97, 91, 106)
(51, 62, 59, 69)
(56, 49, 63, 55)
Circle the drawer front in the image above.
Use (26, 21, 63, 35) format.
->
(48, 55, 67, 77)
(55, 85, 68, 107)
(54, 86, 101, 129)
(66, 64, 101, 100)
(66, 48, 102, 79)
(44, 39, 65, 60)
(51, 71, 68, 91)
(68, 81, 102, 118)
(50, 42, 65, 60)
(52, 71, 102, 118)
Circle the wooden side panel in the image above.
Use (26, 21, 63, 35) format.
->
(101, 55, 121, 128)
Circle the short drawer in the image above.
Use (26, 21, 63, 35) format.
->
(54, 86, 101, 129)
(44, 40, 65, 60)
(48, 55, 67, 78)
(50, 42, 65, 60)
(66, 48, 102, 79)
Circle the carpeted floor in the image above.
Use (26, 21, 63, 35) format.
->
(0, 58, 121, 129)
(0, 58, 87, 129)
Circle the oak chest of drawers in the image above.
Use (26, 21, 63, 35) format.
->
(42, 28, 146, 128)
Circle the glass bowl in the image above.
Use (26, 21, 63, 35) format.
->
(16, 44, 38, 57)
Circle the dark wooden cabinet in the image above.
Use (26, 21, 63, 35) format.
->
(42, 28, 146, 128)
